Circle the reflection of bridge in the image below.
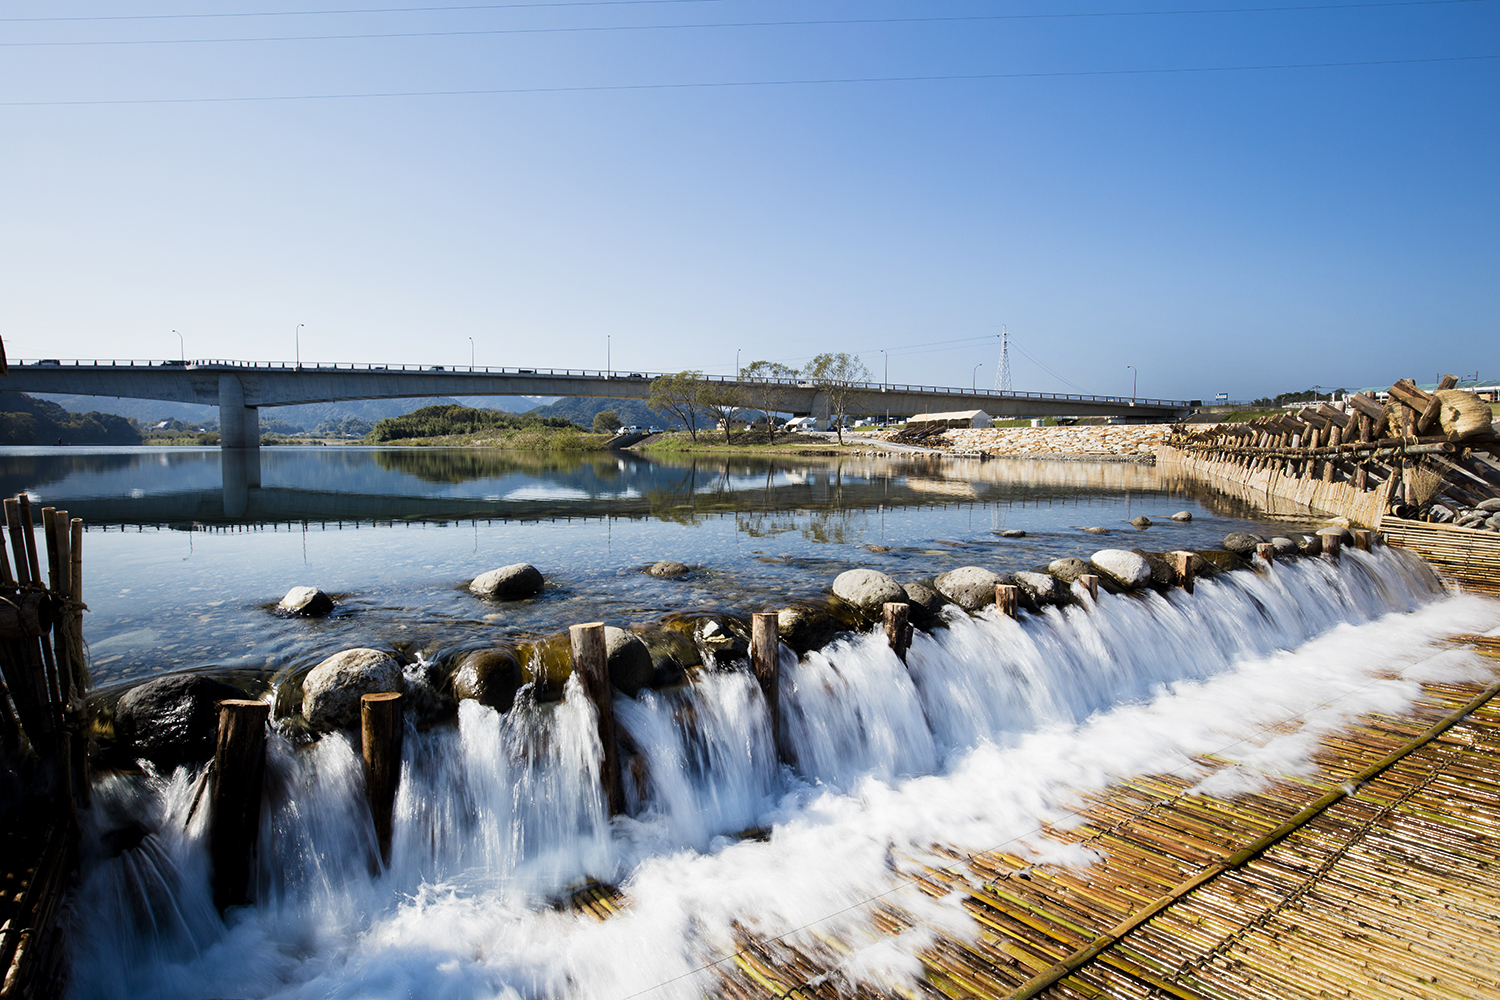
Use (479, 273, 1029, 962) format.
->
(1, 448, 1187, 528)
(3, 358, 1196, 448)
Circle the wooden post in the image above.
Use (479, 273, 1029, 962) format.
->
(1170, 551, 1194, 594)
(360, 692, 404, 866)
(569, 622, 623, 816)
(209, 699, 269, 911)
(1321, 532, 1342, 559)
(751, 612, 781, 757)
(68, 517, 89, 807)
(882, 602, 911, 663)
(1353, 529, 1372, 552)
(1078, 574, 1099, 601)
(995, 584, 1019, 618)
(1255, 542, 1275, 565)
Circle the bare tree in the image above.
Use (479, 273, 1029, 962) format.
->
(804, 352, 871, 444)
(740, 360, 798, 442)
(648, 370, 705, 441)
(698, 379, 746, 444)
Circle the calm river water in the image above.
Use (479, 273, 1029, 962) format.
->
(0, 446, 1307, 692)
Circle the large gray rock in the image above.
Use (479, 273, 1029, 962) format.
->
(935, 566, 1007, 611)
(302, 648, 405, 731)
(831, 569, 906, 613)
(901, 582, 948, 626)
(1130, 516, 1152, 529)
(469, 563, 544, 600)
(1487, 512, 1500, 531)
(1294, 534, 1322, 555)
(997, 529, 1027, 538)
(278, 586, 333, 617)
(777, 605, 842, 655)
(1170, 511, 1193, 522)
(1014, 570, 1068, 606)
(1089, 549, 1152, 589)
(453, 648, 523, 712)
(1479, 498, 1500, 513)
(647, 560, 691, 579)
(114, 674, 246, 768)
(1270, 536, 1299, 557)
(604, 626, 654, 696)
(1222, 532, 1264, 556)
(1316, 526, 1354, 544)
(1081, 526, 1110, 535)
(1047, 557, 1090, 583)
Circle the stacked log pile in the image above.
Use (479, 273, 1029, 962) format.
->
(0, 496, 88, 999)
(1160, 376, 1500, 529)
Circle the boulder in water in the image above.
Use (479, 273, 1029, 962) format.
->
(1130, 516, 1152, 529)
(1089, 549, 1152, 589)
(777, 605, 842, 655)
(1081, 526, 1110, 535)
(469, 563, 544, 600)
(935, 566, 1007, 610)
(901, 581, 948, 626)
(277, 586, 333, 617)
(997, 529, 1027, 538)
(453, 647, 523, 712)
(1170, 511, 1193, 522)
(302, 648, 405, 731)
(1316, 526, 1354, 545)
(114, 674, 247, 768)
(647, 560, 691, 579)
(1270, 536, 1299, 557)
(1014, 570, 1068, 606)
(1132, 550, 1176, 588)
(1197, 549, 1243, 572)
(604, 626, 655, 695)
(1047, 557, 1090, 583)
(1294, 534, 1322, 555)
(831, 569, 906, 614)
(1222, 532, 1264, 556)
(403, 657, 457, 724)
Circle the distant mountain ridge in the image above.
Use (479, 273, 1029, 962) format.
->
(32, 394, 559, 431)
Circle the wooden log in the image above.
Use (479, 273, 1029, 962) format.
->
(1169, 551, 1194, 594)
(1255, 542, 1274, 565)
(1358, 413, 1372, 444)
(1315, 403, 1349, 428)
(1346, 392, 1386, 421)
(1387, 378, 1431, 410)
(1437, 373, 1458, 391)
(750, 612, 780, 756)
(995, 584, 1019, 618)
(569, 622, 623, 816)
(360, 691, 404, 866)
(1354, 529, 1373, 552)
(209, 699, 269, 910)
(1321, 532, 1342, 559)
(882, 602, 911, 663)
(1078, 574, 1099, 601)
(1417, 393, 1444, 435)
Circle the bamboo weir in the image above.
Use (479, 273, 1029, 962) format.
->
(566, 638, 1500, 1000)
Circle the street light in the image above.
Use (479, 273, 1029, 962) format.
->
(1127, 365, 1137, 403)
(607, 334, 611, 378)
(174, 329, 183, 362)
(735, 349, 741, 380)
(295, 323, 303, 369)
(882, 349, 888, 388)
(972, 363, 983, 391)
(468, 336, 474, 369)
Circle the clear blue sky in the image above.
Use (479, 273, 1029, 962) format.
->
(1, 0, 1495, 401)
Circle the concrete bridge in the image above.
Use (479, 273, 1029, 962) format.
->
(1, 358, 1196, 448)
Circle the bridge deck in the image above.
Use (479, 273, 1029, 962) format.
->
(575, 637, 1500, 1000)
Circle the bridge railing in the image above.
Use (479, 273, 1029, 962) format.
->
(11, 359, 1192, 409)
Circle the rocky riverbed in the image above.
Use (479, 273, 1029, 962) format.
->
(875, 422, 1173, 458)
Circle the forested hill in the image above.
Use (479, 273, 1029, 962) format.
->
(0, 392, 141, 445)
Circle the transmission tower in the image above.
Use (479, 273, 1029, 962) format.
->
(995, 326, 1013, 393)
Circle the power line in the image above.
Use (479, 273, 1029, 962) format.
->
(3, 1, 1492, 47)
(0, 0, 1487, 26)
(3, 53, 1490, 107)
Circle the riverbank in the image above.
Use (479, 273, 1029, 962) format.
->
(872, 421, 1174, 458)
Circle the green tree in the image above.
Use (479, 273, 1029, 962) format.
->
(740, 360, 798, 442)
(697, 380, 746, 444)
(804, 352, 871, 444)
(592, 410, 623, 434)
(648, 370, 706, 441)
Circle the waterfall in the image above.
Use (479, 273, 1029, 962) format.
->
(68, 547, 1500, 1000)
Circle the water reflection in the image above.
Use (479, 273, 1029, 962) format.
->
(0, 447, 1195, 529)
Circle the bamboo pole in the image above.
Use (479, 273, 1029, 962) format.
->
(569, 622, 623, 815)
(209, 699, 270, 910)
(360, 691, 404, 866)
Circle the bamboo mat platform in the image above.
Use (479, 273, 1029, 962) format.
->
(574, 637, 1500, 1000)
(1383, 517, 1500, 598)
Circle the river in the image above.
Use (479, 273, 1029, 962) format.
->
(2, 446, 1496, 1000)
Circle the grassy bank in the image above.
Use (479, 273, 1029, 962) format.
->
(639, 431, 862, 455)
(365, 426, 609, 450)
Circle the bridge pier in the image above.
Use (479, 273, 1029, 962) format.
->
(218, 374, 260, 452)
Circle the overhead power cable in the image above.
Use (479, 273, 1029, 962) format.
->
(0, 0, 1488, 26)
(3, 1, 1493, 46)
(3, 53, 1492, 106)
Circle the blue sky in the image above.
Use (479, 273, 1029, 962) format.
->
(1, 0, 1495, 401)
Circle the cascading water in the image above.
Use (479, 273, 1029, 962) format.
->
(69, 547, 1500, 1000)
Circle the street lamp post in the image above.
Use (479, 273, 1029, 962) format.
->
(735, 349, 741, 380)
(174, 329, 183, 362)
(607, 335, 611, 378)
(469, 337, 474, 369)
(1127, 365, 1137, 403)
(972, 363, 983, 391)
(295, 324, 303, 369)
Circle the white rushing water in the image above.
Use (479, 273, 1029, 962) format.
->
(70, 548, 1500, 1000)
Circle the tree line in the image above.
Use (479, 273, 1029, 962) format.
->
(647, 352, 871, 444)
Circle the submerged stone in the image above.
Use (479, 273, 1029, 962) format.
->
(1089, 549, 1152, 589)
(469, 563, 544, 600)
(453, 648, 523, 712)
(278, 586, 333, 617)
(114, 674, 246, 768)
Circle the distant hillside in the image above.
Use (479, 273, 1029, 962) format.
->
(0, 392, 142, 445)
(34, 393, 556, 429)
(527, 396, 681, 429)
